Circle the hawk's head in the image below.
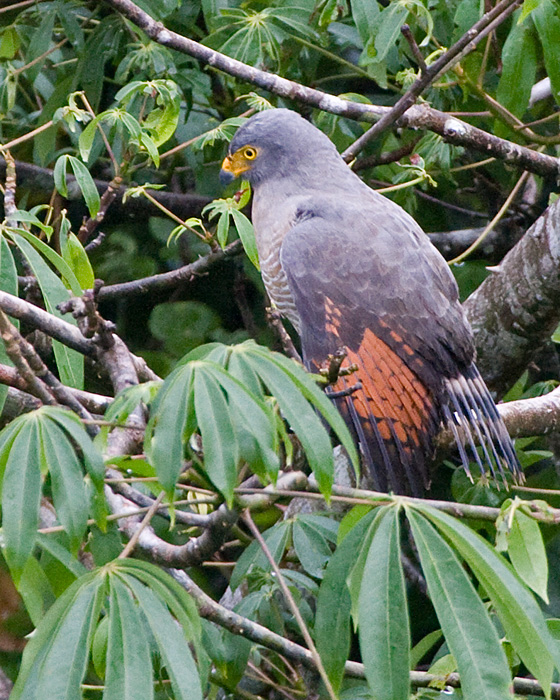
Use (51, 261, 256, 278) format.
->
(219, 108, 340, 187)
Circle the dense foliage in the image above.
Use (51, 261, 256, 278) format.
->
(1, 0, 560, 698)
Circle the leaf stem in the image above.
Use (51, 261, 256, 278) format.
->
(118, 490, 165, 558)
(243, 509, 339, 700)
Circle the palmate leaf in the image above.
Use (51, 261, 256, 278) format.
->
(415, 503, 560, 695)
(200, 341, 360, 496)
(0, 407, 105, 580)
(10, 572, 104, 700)
(406, 508, 512, 700)
(12, 561, 205, 699)
(145, 358, 279, 503)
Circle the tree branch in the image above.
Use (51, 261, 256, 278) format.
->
(100, 0, 560, 180)
(97, 239, 243, 300)
(342, 0, 522, 160)
(0, 157, 210, 221)
(168, 568, 560, 699)
(464, 195, 560, 397)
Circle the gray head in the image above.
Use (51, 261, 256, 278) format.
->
(219, 108, 343, 187)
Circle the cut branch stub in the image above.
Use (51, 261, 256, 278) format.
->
(464, 196, 560, 398)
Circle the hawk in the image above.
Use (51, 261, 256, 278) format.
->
(220, 108, 522, 495)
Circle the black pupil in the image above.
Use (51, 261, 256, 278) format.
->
(246, 149, 254, 157)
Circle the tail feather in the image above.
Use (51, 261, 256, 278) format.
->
(443, 365, 523, 485)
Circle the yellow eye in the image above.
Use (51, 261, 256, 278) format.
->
(243, 146, 257, 160)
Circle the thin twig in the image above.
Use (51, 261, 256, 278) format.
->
(0, 0, 43, 12)
(0, 121, 53, 153)
(266, 307, 302, 363)
(243, 510, 339, 700)
(118, 491, 166, 558)
(98, 240, 243, 300)
(401, 24, 427, 74)
(12, 38, 68, 76)
(77, 176, 122, 244)
(447, 170, 530, 264)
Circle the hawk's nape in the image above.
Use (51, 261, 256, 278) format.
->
(220, 108, 523, 496)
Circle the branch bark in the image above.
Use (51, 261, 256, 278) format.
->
(464, 195, 560, 397)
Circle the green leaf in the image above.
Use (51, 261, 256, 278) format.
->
(230, 520, 291, 590)
(2, 416, 42, 581)
(496, 12, 537, 124)
(10, 573, 104, 699)
(145, 363, 193, 494)
(0, 26, 20, 59)
(519, 0, 540, 22)
(532, 0, 560, 106)
(292, 519, 332, 578)
(54, 155, 100, 217)
(407, 508, 512, 700)
(10, 235, 84, 388)
(0, 234, 17, 413)
(78, 114, 103, 162)
(373, 2, 409, 63)
(416, 504, 558, 694)
(359, 507, 410, 700)
(124, 576, 203, 700)
(36, 533, 87, 580)
(17, 557, 55, 627)
(60, 231, 95, 290)
(105, 576, 154, 700)
(316, 508, 377, 693)
(410, 629, 443, 669)
(38, 419, 88, 552)
(231, 209, 259, 269)
(508, 509, 548, 603)
(350, 0, 381, 46)
(193, 366, 238, 505)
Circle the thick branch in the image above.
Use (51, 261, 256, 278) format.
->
(100, 0, 560, 180)
(464, 195, 560, 397)
(0, 291, 159, 383)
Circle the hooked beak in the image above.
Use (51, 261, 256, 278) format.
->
(219, 153, 251, 186)
(219, 155, 237, 186)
